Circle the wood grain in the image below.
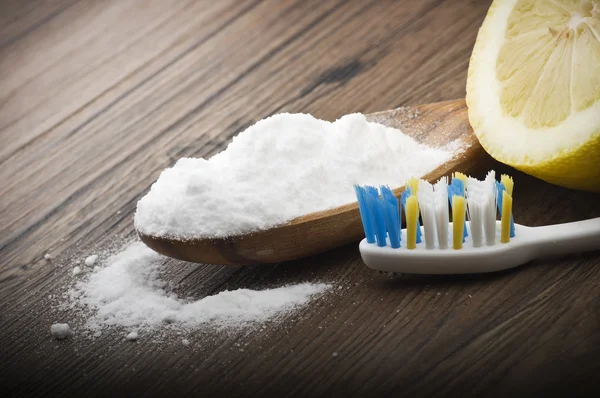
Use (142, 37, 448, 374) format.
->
(1, 0, 599, 397)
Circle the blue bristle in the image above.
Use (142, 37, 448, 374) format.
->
(495, 181, 515, 238)
(453, 178, 465, 196)
(390, 199, 401, 248)
(354, 185, 376, 243)
(400, 186, 412, 204)
(380, 185, 394, 201)
(510, 213, 515, 238)
(496, 181, 505, 215)
(381, 186, 400, 248)
(366, 187, 387, 247)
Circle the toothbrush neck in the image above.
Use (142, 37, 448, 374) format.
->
(530, 217, 600, 258)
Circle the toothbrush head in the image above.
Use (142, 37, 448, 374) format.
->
(359, 221, 532, 274)
(354, 171, 518, 274)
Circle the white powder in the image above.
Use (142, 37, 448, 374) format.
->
(72, 266, 82, 276)
(50, 323, 70, 339)
(134, 113, 453, 239)
(68, 241, 330, 334)
(125, 331, 139, 341)
(44, 253, 52, 261)
(84, 255, 98, 266)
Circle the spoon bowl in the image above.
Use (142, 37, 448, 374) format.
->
(139, 99, 491, 265)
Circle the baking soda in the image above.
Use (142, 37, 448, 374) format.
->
(50, 323, 70, 339)
(68, 241, 331, 335)
(134, 113, 453, 239)
(84, 255, 98, 266)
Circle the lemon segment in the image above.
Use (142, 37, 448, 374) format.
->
(573, 23, 600, 111)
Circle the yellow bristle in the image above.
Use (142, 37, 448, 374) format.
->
(501, 174, 514, 196)
(453, 172, 468, 185)
(407, 177, 419, 194)
(452, 195, 465, 250)
(501, 191, 512, 243)
(406, 195, 419, 250)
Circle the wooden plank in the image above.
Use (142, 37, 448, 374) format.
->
(0, 0, 76, 49)
(1, 0, 599, 396)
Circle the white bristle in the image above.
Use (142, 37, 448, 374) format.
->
(482, 171, 497, 246)
(433, 176, 449, 249)
(418, 180, 437, 249)
(465, 177, 484, 248)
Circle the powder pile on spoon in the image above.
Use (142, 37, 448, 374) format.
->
(134, 113, 454, 239)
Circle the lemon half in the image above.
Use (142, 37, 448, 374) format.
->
(467, 0, 600, 192)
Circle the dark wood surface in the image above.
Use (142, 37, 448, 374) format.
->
(1, 0, 599, 396)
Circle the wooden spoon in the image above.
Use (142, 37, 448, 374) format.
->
(139, 99, 491, 265)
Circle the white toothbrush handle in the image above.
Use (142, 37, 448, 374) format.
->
(531, 217, 600, 257)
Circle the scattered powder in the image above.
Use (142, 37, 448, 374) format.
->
(134, 113, 454, 239)
(72, 266, 82, 276)
(68, 241, 331, 334)
(84, 255, 98, 266)
(50, 323, 70, 339)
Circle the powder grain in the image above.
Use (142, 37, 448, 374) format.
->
(50, 323, 70, 340)
(134, 113, 453, 239)
(69, 242, 330, 333)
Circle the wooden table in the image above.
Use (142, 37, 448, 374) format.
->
(2, 0, 599, 396)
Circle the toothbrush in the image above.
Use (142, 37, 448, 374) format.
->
(354, 172, 600, 274)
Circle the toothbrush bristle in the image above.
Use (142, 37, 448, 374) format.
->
(465, 177, 484, 248)
(501, 190, 513, 243)
(405, 195, 419, 249)
(403, 183, 422, 244)
(448, 178, 468, 241)
(453, 172, 468, 184)
(354, 185, 376, 244)
(354, 170, 515, 255)
(500, 174, 516, 237)
(500, 174, 514, 196)
(381, 186, 401, 248)
(407, 177, 420, 195)
(495, 181, 505, 214)
(452, 195, 466, 250)
(483, 171, 497, 245)
(434, 177, 449, 249)
(366, 186, 387, 247)
(417, 180, 436, 249)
